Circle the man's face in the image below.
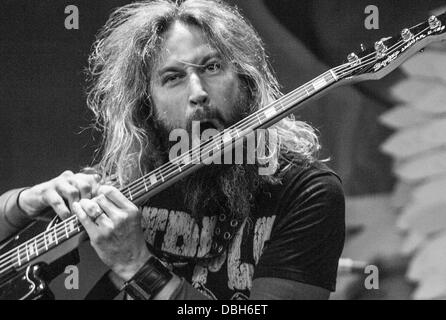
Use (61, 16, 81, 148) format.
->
(150, 21, 244, 140)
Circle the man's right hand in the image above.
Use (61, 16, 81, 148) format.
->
(18, 170, 101, 220)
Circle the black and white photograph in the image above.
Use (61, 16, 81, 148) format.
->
(0, 0, 445, 304)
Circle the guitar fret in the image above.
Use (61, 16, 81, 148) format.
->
(54, 226, 58, 245)
(17, 248, 21, 267)
(232, 128, 241, 138)
(47, 229, 54, 245)
(34, 238, 38, 256)
(329, 69, 338, 81)
(43, 230, 48, 251)
(25, 242, 30, 261)
(127, 186, 133, 201)
(276, 100, 286, 111)
(257, 112, 267, 123)
(64, 222, 69, 239)
(143, 177, 149, 191)
(27, 241, 35, 258)
(255, 113, 263, 124)
(180, 151, 191, 166)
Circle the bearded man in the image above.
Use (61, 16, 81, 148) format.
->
(0, 0, 345, 300)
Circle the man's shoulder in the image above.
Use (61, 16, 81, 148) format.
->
(261, 158, 345, 223)
(278, 159, 343, 194)
(254, 158, 344, 221)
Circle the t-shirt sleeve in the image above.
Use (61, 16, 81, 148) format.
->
(253, 167, 345, 292)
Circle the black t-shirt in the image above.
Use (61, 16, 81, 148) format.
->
(140, 161, 345, 300)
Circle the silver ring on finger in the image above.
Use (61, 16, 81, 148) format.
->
(91, 208, 105, 222)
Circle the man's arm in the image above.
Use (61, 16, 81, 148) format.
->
(0, 171, 101, 243)
(0, 188, 33, 243)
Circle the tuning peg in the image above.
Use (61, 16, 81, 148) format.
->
(347, 52, 360, 66)
(428, 15, 441, 29)
(401, 28, 414, 42)
(375, 39, 388, 58)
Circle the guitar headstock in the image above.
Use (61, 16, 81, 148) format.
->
(336, 13, 446, 83)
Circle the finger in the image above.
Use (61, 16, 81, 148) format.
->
(42, 189, 71, 220)
(78, 198, 109, 225)
(60, 170, 74, 178)
(97, 185, 136, 211)
(55, 180, 81, 209)
(68, 173, 101, 199)
(72, 201, 97, 235)
(95, 194, 122, 222)
(80, 167, 102, 181)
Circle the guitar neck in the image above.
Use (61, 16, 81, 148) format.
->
(2, 10, 445, 282)
(0, 66, 343, 275)
(118, 69, 341, 204)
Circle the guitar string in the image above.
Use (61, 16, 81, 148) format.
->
(0, 28, 428, 273)
(0, 51, 399, 273)
(0, 26, 430, 274)
(0, 217, 81, 273)
(0, 30, 424, 273)
(119, 30, 419, 200)
(117, 28, 421, 195)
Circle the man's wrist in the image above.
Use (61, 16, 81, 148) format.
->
(2, 188, 34, 228)
(17, 187, 38, 219)
(114, 250, 153, 281)
(122, 255, 174, 300)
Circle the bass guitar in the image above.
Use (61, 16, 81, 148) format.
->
(0, 13, 445, 299)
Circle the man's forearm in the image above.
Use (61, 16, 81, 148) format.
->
(0, 188, 33, 242)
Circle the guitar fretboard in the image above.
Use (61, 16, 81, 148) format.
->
(0, 69, 340, 275)
(123, 70, 339, 201)
(3, 218, 81, 270)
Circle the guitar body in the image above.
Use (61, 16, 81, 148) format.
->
(0, 263, 53, 300)
(0, 12, 444, 299)
(0, 221, 82, 300)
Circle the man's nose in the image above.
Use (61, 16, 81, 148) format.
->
(188, 73, 209, 107)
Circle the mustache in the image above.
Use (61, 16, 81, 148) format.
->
(185, 108, 227, 133)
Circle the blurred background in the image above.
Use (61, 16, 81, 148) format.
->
(0, 0, 445, 299)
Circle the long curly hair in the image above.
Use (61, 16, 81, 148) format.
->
(86, 0, 321, 186)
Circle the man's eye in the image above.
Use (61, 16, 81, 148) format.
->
(163, 74, 181, 84)
(205, 62, 222, 73)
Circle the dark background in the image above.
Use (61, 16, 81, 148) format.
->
(0, 0, 444, 299)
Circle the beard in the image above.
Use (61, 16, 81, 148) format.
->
(176, 162, 262, 223)
(144, 85, 263, 222)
